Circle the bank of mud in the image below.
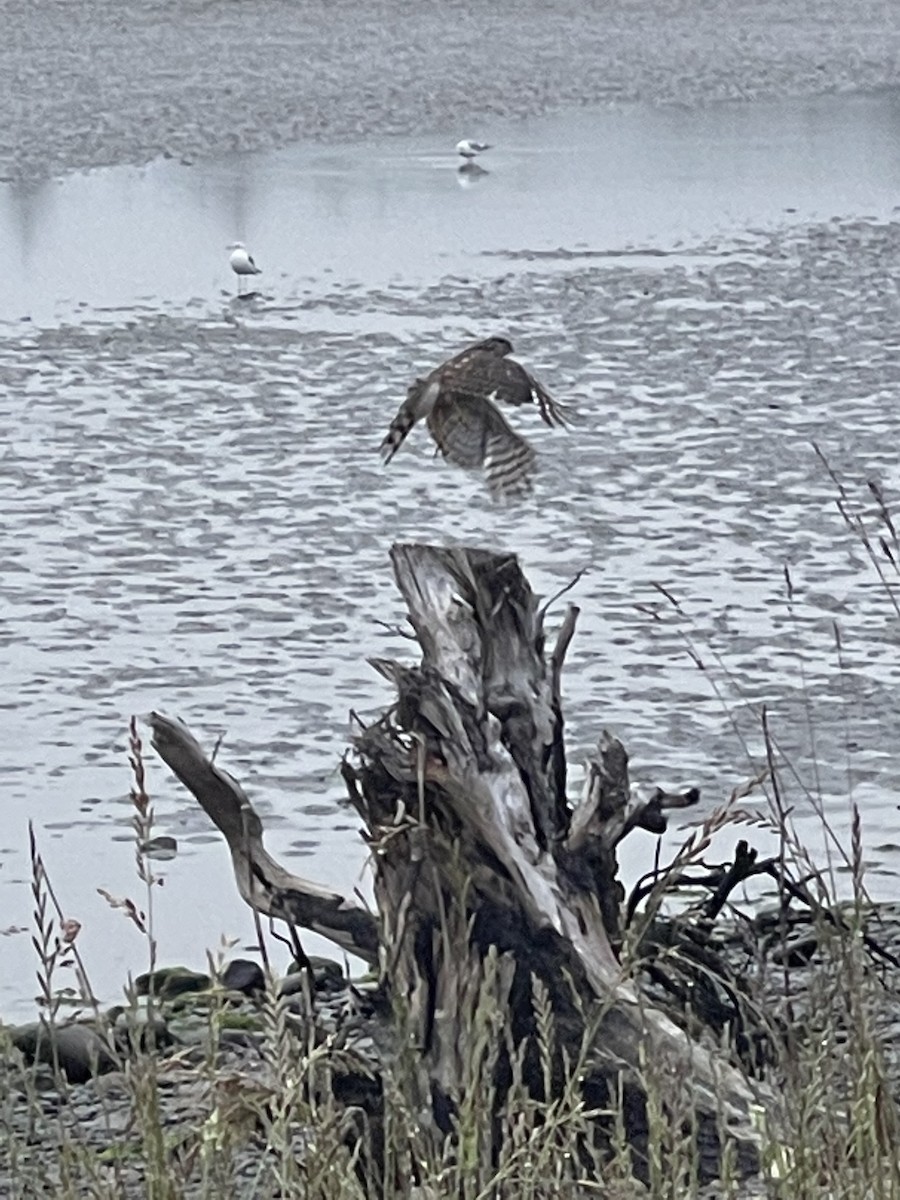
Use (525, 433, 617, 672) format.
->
(2, 0, 900, 183)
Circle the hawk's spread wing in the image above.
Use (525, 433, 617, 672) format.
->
(428, 393, 536, 499)
(442, 344, 569, 428)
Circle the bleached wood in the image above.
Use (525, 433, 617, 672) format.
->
(149, 542, 765, 1180)
(373, 543, 763, 1155)
(148, 712, 378, 964)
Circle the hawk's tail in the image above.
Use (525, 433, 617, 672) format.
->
(484, 434, 537, 500)
(379, 410, 415, 464)
(380, 378, 435, 464)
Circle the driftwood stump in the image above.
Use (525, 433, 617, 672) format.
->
(150, 542, 765, 1183)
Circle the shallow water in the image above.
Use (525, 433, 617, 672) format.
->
(4, 91, 900, 324)
(3, 92, 900, 1021)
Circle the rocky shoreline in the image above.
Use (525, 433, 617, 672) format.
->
(0, 958, 379, 1198)
(1, 0, 899, 182)
(5, 902, 900, 1196)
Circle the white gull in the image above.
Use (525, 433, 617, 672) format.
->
(228, 242, 262, 296)
(456, 139, 492, 159)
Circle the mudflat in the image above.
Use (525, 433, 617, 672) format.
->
(2, 0, 899, 182)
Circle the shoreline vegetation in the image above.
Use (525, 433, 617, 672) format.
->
(4, 531, 900, 1198)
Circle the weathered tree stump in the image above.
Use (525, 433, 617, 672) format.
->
(150, 542, 766, 1185)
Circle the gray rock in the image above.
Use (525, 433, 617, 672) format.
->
(8, 1021, 119, 1084)
(222, 958, 264, 997)
(285, 956, 347, 994)
(135, 966, 210, 999)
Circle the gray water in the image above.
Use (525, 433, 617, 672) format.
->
(4, 92, 900, 323)
(3, 92, 900, 1021)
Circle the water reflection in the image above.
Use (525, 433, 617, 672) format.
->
(1, 92, 900, 324)
(457, 161, 490, 187)
(5, 177, 57, 269)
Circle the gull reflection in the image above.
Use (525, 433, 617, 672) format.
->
(456, 162, 490, 188)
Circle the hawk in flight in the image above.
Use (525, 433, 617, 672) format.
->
(379, 337, 568, 499)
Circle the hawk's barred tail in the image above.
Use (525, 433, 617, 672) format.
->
(381, 378, 437, 464)
(379, 409, 416, 464)
(484, 434, 537, 500)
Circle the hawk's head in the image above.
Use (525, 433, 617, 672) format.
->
(475, 336, 514, 358)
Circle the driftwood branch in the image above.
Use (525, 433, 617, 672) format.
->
(148, 712, 379, 965)
(348, 543, 765, 1177)
(150, 542, 769, 1183)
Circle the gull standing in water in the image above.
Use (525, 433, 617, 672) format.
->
(456, 139, 492, 160)
(380, 336, 568, 500)
(228, 242, 262, 297)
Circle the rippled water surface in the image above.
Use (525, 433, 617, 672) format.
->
(3, 92, 900, 1019)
